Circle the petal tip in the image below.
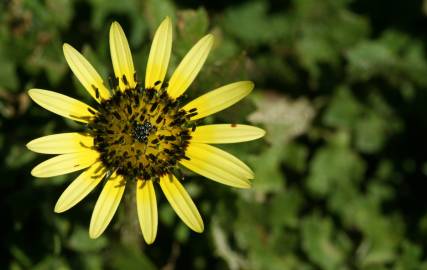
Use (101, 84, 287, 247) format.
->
(54, 204, 65, 213)
(144, 236, 156, 245)
(25, 141, 33, 150)
(163, 16, 172, 24)
(245, 81, 255, 90)
(204, 34, 215, 46)
(205, 33, 214, 40)
(89, 231, 100, 239)
(89, 225, 103, 239)
(27, 88, 37, 98)
(62, 43, 76, 57)
(259, 128, 266, 138)
(240, 181, 252, 189)
(30, 167, 40, 177)
(27, 89, 47, 103)
(194, 223, 204, 233)
(235, 178, 252, 189)
(110, 21, 122, 32)
(62, 43, 71, 51)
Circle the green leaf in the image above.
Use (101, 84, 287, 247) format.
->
(301, 214, 347, 269)
(322, 86, 362, 129)
(109, 244, 157, 270)
(307, 143, 366, 197)
(67, 226, 108, 252)
(222, 2, 287, 46)
(248, 144, 285, 195)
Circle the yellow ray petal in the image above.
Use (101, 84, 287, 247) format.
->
(63, 43, 111, 102)
(31, 150, 99, 178)
(136, 180, 158, 244)
(182, 81, 253, 120)
(159, 174, 204, 233)
(145, 17, 172, 90)
(109, 21, 136, 91)
(167, 34, 214, 99)
(89, 172, 126, 239)
(55, 162, 105, 213)
(191, 124, 265, 144)
(26, 133, 93, 154)
(28, 89, 96, 123)
(180, 143, 253, 188)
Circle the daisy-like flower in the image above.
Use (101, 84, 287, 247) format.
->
(27, 17, 265, 244)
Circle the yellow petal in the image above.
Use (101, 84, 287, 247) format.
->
(159, 174, 204, 233)
(26, 133, 93, 154)
(191, 124, 265, 144)
(28, 89, 96, 123)
(109, 21, 136, 91)
(31, 150, 99, 178)
(63, 43, 111, 102)
(136, 180, 158, 244)
(145, 17, 172, 90)
(167, 34, 214, 99)
(89, 172, 126, 239)
(182, 81, 254, 120)
(55, 162, 105, 213)
(180, 143, 253, 188)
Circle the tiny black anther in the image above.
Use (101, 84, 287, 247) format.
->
(189, 108, 197, 113)
(187, 112, 198, 118)
(148, 153, 157, 161)
(176, 110, 186, 117)
(134, 95, 140, 106)
(92, 85, 100, 99)
(122, 75, 129, 85)
(87, 108, 97, 115)
(165, 135, 176, 141)
(154, 80, 161, 86)
(113, 111, 121, 120)
(156, 115, 163, 124)
(147, 89, 155, 100)
(182, 134, 191, 140)
(150, 102, 158, 112)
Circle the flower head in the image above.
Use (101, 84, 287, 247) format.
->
(27, 17, 265, 244)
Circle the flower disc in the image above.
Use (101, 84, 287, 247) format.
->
(88, 85, 195, 180)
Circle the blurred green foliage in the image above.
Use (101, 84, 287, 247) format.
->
(2, 0, 427, 269)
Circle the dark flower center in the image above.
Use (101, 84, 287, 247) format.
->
(87, 83, 196, 180)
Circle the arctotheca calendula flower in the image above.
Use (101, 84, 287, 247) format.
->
(27, 17, 265, 244)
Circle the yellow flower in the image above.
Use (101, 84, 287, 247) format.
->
(27, 17, 265, 244)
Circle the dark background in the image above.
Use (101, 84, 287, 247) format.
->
(2, 0, 427, 269)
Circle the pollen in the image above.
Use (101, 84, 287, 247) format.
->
(87, 82, 195, 180)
